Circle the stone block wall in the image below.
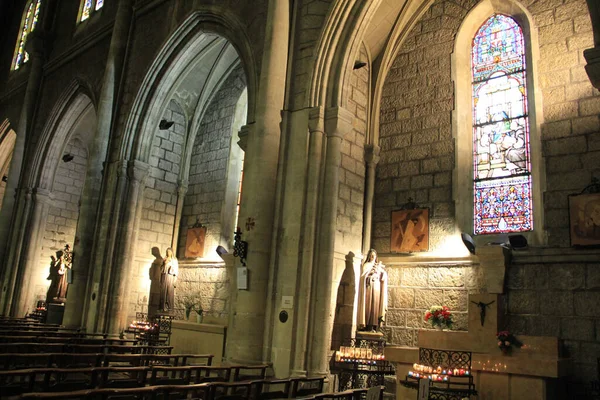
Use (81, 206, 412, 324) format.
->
(506, 256, 600, 381)
(37, 138, 87, 300)
(331, 46, 369, 349)
(175, 262, 229, 320)
(382, 263, 485, 346)
(178, 65, 246, 258)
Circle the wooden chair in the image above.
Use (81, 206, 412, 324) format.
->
(232, 365, 268, 382)
(149, 366, 192, 386)
(192, 366, 233, 384)
(96, 366, 150, 389)
(210, 381, 254, 400)
(252, 378, 293, 400)
(290, 377, 326, 398)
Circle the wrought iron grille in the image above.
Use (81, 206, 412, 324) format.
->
(418, 348, 472, 370)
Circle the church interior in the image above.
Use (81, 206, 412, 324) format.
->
(0, 0, 600, 399)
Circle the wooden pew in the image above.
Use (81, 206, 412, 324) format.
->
(232, 365, 269, 382)
(290, 377, 326, 398)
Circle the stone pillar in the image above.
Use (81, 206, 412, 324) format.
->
(291, 108, 325, 377)
(0, 13, 51, 314)
(63, 0, 134, 329)
(584, 0, 600, 89)
(12, 188, 52, 316)
(308, 107, 353, 377)
(225, 0, 288, 364)
(105, 160, 149, 335)
(362, 145, 380, 254)
(171, 180, 188, 249)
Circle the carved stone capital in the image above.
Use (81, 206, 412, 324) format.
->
(237, 124, 252, 152)
(115, 160, 128, 178)
(177, 179, 189, 195)
(364, 144, 381, 165)
(308, 107, 325, 134)
(324, 106, 354, 139)
(127, 160, 150, 183)
(34, 187, 52, 204)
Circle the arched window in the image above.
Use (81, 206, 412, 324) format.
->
(471, 14, 532, 235)
(80, 0, 104, 22)
(12, 0, 42, 71)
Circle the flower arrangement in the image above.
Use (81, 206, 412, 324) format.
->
(424, 305, 453, 330)
(497, 331, 522, 353)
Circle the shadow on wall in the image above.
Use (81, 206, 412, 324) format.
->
(148, 247, 163, 318)
(331, 252, 357, 351)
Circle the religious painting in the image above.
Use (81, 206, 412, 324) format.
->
(391, 208, 429, 253)
(185, 226, 206, 258)
(569, 193, 600, 247)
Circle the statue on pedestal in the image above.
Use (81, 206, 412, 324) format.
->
(357, 249, 388, 332)
(159, 248, 178, 312)
(46, 247, 72, 303)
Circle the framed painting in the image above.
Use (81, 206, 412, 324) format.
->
(568, 192, 600, 247)
(185, 226, 206, 258)
(391, 208, 429, 253)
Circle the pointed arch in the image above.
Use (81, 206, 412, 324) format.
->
(120, 9, 257, 163)
(28, 79, 96, 190)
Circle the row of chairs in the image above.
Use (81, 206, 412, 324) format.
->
(0, 336, 138, 345)
(0, 353, 214, 371)
(14, 377, 354, 400)
(0, 343, 174, 355)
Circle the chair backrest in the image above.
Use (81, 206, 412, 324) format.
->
(254, 378, 293, 400)
(149, 365, 192, 386)
(191, 366, 233, 384)
(291, 376, 326, 398)
(232, 365, 268, 382)
(211, 381, 254, 400)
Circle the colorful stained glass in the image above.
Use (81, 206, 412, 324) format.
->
(81, 0, 93, 21)
(13, 0, 41, 71)
(95, 0, 104, 11)
(472, 14, 532, 234)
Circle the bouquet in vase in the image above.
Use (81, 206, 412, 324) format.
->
(424, 305, 453, 330)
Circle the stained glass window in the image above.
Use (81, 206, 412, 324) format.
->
(471, 15, 532, 235)
(12, 0, 41, 71)
(80, 0, 104, 22)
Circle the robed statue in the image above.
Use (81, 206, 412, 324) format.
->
(46, 248, 72, 303)
(357, 249, 388, 332)
(159, 248, 179, 312)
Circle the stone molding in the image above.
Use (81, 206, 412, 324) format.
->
(324, 106, 353, 139)
(237, 124, 251, 151)
(364, 144, 380, 165)
(308, 107, 325, 133)
(126, 159, 150, 183)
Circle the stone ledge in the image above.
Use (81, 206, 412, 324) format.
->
(512, 247, 600, 264)
(172, 320, 226, 334)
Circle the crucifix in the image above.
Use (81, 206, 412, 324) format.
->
(471, 300, 495, 327)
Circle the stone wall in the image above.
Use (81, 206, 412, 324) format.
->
(331, 45, 369, 350)
(382, 263, 485, 346)
(178, 65, 246, 258)
(38, 138, 88, 299)
(506, 255, 600, 381)
(376, 0, 599, 385)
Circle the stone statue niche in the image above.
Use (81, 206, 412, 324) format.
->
(46, 244, 73, 304)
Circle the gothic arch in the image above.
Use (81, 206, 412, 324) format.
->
(121, 9, 257, 163)
(452, 0, 546, 245)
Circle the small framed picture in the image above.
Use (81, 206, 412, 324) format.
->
(568, 192, 600, 247)
(391, 208, 429, 253)
(185, 226, 206, 258)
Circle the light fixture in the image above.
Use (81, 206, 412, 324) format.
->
(216, 245, 228, 257)
(62, 154, 74, 163)
(159, 119, 174, 130)
(353, 61, 367, 70)
(508, 234, 528, 250)
(461, 233, 476, 254)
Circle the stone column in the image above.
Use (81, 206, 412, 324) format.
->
(225, 0, 289, 364)
(63, 0, 134, 329)
(11, 188, 52, 316)
(584, 0, 600, 89)
(291, 108, 325, 377)
(362, 145, 380, 254)
(171, 179, 188, 249)
(308, 107, 353, 377)
(0, 16, 51, 314)
(104, 160, 149, 335)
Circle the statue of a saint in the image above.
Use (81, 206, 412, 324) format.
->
(46, 250, 71, 303)
(357, 249, 388, 332)
(159, 248, 178, 312)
